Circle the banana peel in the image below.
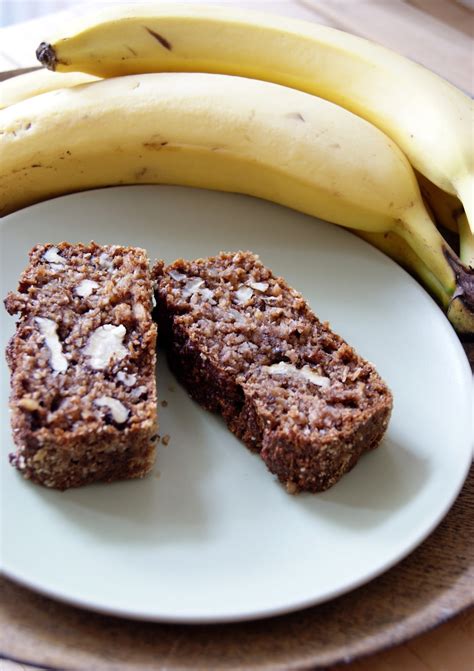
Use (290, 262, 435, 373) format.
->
(1, 71, 473, 336)
(34, 3, 474, 230)
(445, 249, 474, 339)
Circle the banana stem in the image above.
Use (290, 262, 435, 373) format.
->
(445, 247, 474, 337)
(454, 173, 474, 235)
(459, 213, 474, 269)
(396, 204, 474, 335)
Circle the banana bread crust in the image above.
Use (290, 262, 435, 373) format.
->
(153, 251, 392, 493)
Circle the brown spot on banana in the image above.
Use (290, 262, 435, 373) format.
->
(144, 27, 172, 51)
(143, 141, 168, 150)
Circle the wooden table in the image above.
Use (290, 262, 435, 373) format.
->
(1, 2, 473, 670)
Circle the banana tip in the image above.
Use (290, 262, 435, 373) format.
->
(445, 247, 474, 338)
(36, 42, 57, 70)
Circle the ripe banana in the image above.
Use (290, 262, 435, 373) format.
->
(0, 73, 472, 333)
(356, 230, 451, 309)
(459, 214, 474, 270)
(35, 4, 474, 231)
(0, 68, 99, 110)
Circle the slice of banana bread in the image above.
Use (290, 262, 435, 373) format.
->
(4, 242, 158, 489)
(153, 251, 392, 493)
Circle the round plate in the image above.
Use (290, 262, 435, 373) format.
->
(0, 186, 471, 623)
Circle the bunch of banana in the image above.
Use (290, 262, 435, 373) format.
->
(34, 4, 473, 229)
(0, 4, 472, 335)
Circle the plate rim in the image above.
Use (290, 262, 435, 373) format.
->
(1, 185, 472, 624)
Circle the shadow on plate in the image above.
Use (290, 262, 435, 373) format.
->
(294, 437, 431, 530)
(28, 395, 215, 547)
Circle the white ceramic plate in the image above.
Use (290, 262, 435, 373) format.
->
(1, 186, 472, 623)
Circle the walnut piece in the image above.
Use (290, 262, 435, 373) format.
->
(117, 371, 137, 386)
(43, 247, 66, 269)
(168, 269, 186, 281)
(84, 324, 127, 370)
(17, 398, 40, 411)
(248, 281, 269, 292)
(264, 361, 330, 388)
(75, 279, 99, 298)
(94, 396, 129, 423)
(234, 286, 253, 304)
(182, 278, 204, 298)
(35, 317, 68, 373)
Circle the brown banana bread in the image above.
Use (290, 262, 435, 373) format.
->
(153, 251, 392, 493)
(4, 242, 158, 490)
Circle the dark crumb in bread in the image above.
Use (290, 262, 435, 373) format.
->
(153, 251, 392, 493)
(4, 242, 158, 490)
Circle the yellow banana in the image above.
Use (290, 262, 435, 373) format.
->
(0, 68, 99, 110)
(0, 73, 471, 333)
(459, 214, 474, 270)
(35, 4, 474, 231)
(356, 230, 451, 309)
